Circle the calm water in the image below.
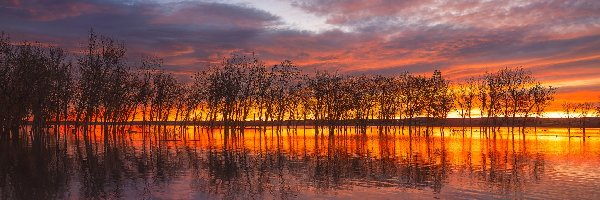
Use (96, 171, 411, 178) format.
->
(1, 126, 600, 199)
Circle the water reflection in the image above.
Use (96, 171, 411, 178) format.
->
(1, 126, 600, 199)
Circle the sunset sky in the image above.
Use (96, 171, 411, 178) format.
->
(1, 0, 599, 107)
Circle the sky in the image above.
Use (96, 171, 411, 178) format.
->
(1, 0, 600, 106)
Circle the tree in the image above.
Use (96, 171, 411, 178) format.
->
(399, 74, 427, 126)
(75, 30, 128, 130)
(268, 60, 300, 123)
(0, 29, 566, 138)
(455, 78, 477, 126)
(478, 67, 556, 127)
(0, 33, 72, 140)
(424, 70, 453, 121)
(576, 102, 595, 134)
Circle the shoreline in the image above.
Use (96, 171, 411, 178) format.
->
(32, 117, 600, 128)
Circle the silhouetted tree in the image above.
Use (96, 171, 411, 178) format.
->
(423, 70, 453, 123)
(576, 102, 594, 136)
(477, 68, 556, 127)
(0, 30, 565, 139)
(455, 78, 477, 126)
(75, 30, 128, 131)
(399, 74, 427, 127)
(0, 33, 72, 140)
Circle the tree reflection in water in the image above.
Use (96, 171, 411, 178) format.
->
(1, 126, 599, 199)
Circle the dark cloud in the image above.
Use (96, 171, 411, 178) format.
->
(0, 0, 281, 68)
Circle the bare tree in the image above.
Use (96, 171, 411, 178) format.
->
(0, 30, 565, 140)
(576, 102, 595, 136)
(424, 70, 453, 122)
(455, 78, 477, 126)
(399, 74, 427, 128)
(75, 30, 128, 132)
(268, 60, 301, 123)
(477, 67, 556, 128)
(521, 83, 556, 126)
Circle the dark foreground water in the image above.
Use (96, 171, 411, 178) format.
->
(1, 126, 600, 199)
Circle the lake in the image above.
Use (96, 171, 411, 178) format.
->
(1, 126, 600, 199)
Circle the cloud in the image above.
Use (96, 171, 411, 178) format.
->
(150, 1, 280, 28)
(292, 0, 600, 33)
(1, 0, 117, 21)
(0, 0, 281, 67)
(1, 0, 599, 103)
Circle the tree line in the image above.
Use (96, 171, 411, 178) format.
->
(0, 31, 573, 139)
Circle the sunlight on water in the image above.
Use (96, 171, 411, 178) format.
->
(2, 126, 600, 199)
